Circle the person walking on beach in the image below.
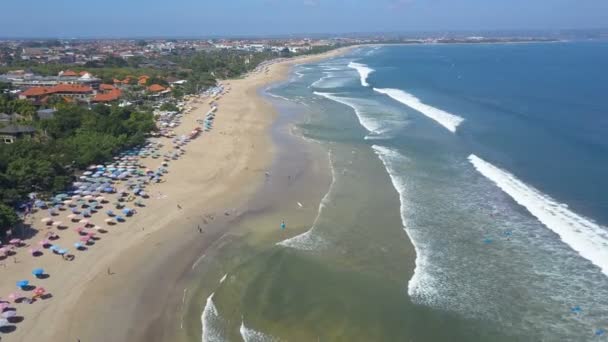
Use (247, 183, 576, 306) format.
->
(177, 204, 182, 210)
(198, 225, 203, 233)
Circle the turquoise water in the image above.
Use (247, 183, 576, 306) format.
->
(202, 42, 608, 341)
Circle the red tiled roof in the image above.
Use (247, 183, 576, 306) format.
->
(51, 84, 93, 93)
(21, 86, 52, 97)
(100, 84, 115, 91)
(79, 71, 89, 76)
(148, 84, 166, 92)
(21, 84, 93, 98)
(92, 88, 121, 102)
(62, 70, 78, 77)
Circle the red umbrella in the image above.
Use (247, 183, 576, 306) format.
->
(34, 287, 46, 296)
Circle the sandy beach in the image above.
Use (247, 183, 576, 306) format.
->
(0, 46, 353, 342)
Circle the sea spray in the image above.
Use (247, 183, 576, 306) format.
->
(239, 321, 280, 342)
(371, 145, 439, 304)
(313, 92, 382, 133)
(278, 150, 336, 251)
(374, 88, 464, 133)
(468, 154, 608, 277)
(348, 61, 374, 87)
(201, 293, 225, 342)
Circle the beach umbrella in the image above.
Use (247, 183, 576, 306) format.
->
(52, 221, 62, 227)
(1, 310, 16, 319)
(32, 268, 44, 277)
(74, 242, 84, 249)
(67, 214, 78, 220)
(58, 249, 68, 255)
(9, 239, 21, 245)
(29, 248, 41, 256)
(34, 287, 46, 296)
(115, 216, 125, 222)
(40, 217, 52, 224)
(104, 218, 114, 224)
(38, 240, 50, 247)
(75, 227, 84, 234)
(50, 245, 59, 252)
(64, 199, 73, 205)
(79, 236, 90, 243)
(16, 280, 29, 289)
(7, 293, 21, 302)
(0, 303, 8, 311)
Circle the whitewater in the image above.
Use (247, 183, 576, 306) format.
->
(468, 154, 608, 277)
(374, 88, 464, 133)
(348, 61, 374, 87)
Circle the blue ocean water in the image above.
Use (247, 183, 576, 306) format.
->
(278, 42, 608, 340)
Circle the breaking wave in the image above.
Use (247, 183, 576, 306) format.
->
(348, 61, 374, 87)
(374, 88, 464, 133)
(468, 154, 608, 277)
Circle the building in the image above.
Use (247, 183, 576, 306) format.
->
(148, 84, 166, 93)
(36, 108, 56, 120)
(92, 86, 121, 103)
(19, 84, 94, 102)
(0, 125, 35, 144)
(0, 71, 101, 89)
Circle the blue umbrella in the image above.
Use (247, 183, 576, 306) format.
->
(115, 216, 125, 222)
(16, 280, 29, 288)
(74, 242, 84, 249)
(106, 210, 114, 216)
(32, 268, 44, 276)
(58, 249, 68, 255)
(122, 208, 132, 215)
(596, 329, 605, 336)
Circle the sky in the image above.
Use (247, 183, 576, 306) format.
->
(1, 0, 607, 38)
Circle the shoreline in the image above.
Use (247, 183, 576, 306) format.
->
(0, 46, 353, 342)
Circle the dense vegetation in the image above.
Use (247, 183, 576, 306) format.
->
(0, 104, 155, 236)
(0, 95, 36, 118)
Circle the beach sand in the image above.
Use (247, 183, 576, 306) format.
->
(0, 46, 353, 342)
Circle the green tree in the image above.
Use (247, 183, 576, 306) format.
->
(0, 203, 18, 237)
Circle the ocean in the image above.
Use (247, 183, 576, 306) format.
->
(198, 42, 608, 341)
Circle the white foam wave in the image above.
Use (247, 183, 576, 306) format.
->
(348, 61, 374, 87)
(468, 154, 608, 277)
(265, 91, 291, 102)
(372, 145, 436, 303)
(278, 150, 336, 251)
(240, 321, 279, 342)
(313, 92, 381, 133)
(202, 293, 224, 342)
(219, 273, 227, 283)
(374, 88, 464, 133)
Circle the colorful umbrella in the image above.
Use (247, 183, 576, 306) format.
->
(1, 311, 16, 319)
(16, 280, 28, 288)
(33, 287, 46, 296)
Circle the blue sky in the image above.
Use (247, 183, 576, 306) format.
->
(1, 0, 607, 37)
